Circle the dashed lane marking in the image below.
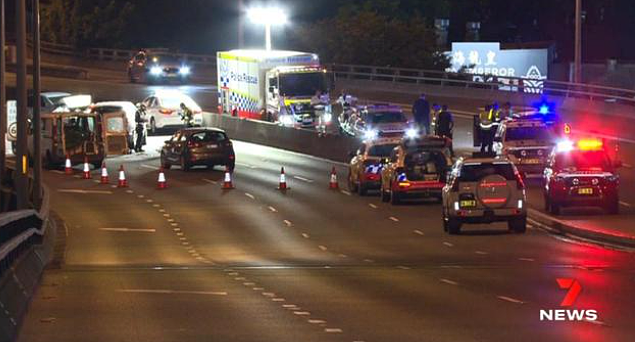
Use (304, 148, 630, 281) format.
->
(272, 298, 285, 302)
(282, 304, 298, 309)
(137, 195, 145, 199)
(413, 230, 424, 236)
(57, 189, 112, 195)
(443, 242, 454, 247)
(118, 289, 227, 296)
(98, 228, 156, 233)
(363, 259, 374, 263)
(268, 206, 277, 212)
(389, 216, 399, 222)
(293, 175, 314, 183)
(245, 193, 255, 200)
(338, 254, 348, 258)
(318, 245, 328, 251)
(146, 199, 153, 203)
(301, 233, 310, 239)
(475, 251, 489, 255)
(396, 266, 411, 270)
(308, 319, 326, 324)
(497, 296, 525, 304)
(619, 201, 631, 207)
(125, 190, 134, 194)
(324, 328, 343, 333)
(519, 258, 535, 262)
(283, 220, 292, 227)
(440, 278, 459, 285)
(340, 190, 352, 196)
(293, 311, 311, 316)
(141, 164, 159, 170)
(51, 170, 65, 174)
(243, 282, 255, 286)
(152, 204, 161, 208)
(202, 178, 218, 185)
(369, 203, 378, 209)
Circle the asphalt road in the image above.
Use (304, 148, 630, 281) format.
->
(10, 75, 635, 341)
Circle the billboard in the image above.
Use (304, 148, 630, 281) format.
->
(447, 42, 548, 93)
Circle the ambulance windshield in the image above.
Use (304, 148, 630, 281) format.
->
(279, 72, 327, 97)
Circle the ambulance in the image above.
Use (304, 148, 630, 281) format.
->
(216, 49, 331, 128)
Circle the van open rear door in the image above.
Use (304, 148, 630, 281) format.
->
(103, 112, 129, 155)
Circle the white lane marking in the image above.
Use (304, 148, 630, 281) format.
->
(172, 227, 181, 231)
(235, 277, 246, 281)
(253, 287, 264, 291)
(98, 228, 156, 233)
(152, 204, 161, 208)
(519, 257, 535, 262)
(623, 163, 633, 169)
(440, 278, 459, 286)
(369, 203, 378, 209)
(293, 175, 314, 183)
(51, 170, 65, 174)
(338, 254, 348, 258)
(282, 304, 298, 309)
(141, 164, 159, 170)
(244, 193, 255, 200)
(413, 230, 424, 236)
(125, 190, 134, 194)
(272, 298, 285, 302)
(167, 218, 175, 222)
(363, 259, 374, 263)
(301, 233, 310, 239)
(202, 178, 218, 185)
(443, 242, 454, 247)
(118, 289, 226, 296)
(262, 292, 276, 297)
(619, 201, 631, 207)
(340, 190, 352, 196)
(243, 282, 255, 286)
(283, 220, 292, 227)
(497, 296, 525, 304)
(308, 319, 326, 324)
(475, 250, 489, 255)
(163, 213, 170, 218)
(389, 216, 399, 222)
(396, 266, 410, 270)
(93, 180, 100, 184)
(176, 232, 184, 236)
(57, 189, 112, 195)
(324, 328, 343, 333)
(146, 199, 153, 203)
(137, 195, 145, 199)
(268, 206, 277, 212)
(293, 311, 311, 316)
(158, 209, 166, 213)
(526, 224, 534, 229)
(227, 272, 239, 276)
(318, 245, 328, 251)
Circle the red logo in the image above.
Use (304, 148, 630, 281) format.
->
(556, 278, 582, 307)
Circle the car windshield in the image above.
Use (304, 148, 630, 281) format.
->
(555, 151, 612, 171)
(367, 112, 406, 124)
(505, 127, 554, 141)
(160, 96, 200, 110)
(403, 150, 447, 181)
(190, 131, 227, 143)
(368, 144, 398, 157)
(459, 163, 516, 181)
(279, 72, 326, 97)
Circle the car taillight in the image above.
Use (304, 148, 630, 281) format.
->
(187, 141, 202, 148)
(160, 109, 173, 115)
(516, 172, 525, 190)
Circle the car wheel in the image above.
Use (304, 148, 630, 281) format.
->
(508, 216, 527, 233)
(447, 217, 461, 235)
(160, 153, 171, 170)
(390, 187, 401, 205)
(549, 201, 561, 215)
(180, 156, 190, 172)
(348, 171, 358, 193)
(606, 197, 619, 215)
(150, 118, 157, 135)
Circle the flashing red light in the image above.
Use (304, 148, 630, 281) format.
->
(577, 139, 603, 151)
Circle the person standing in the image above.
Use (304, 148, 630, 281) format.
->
(479, 105, 495, 153)
(412, 93, 431, 134)
(180, 102, 194, 128)
(437, 105, 455, 155)
(134, 104, 147, 153)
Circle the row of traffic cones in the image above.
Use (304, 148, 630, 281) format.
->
(65, 155, 341, 191)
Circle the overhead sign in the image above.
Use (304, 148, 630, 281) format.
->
(446, 42, 548, 93)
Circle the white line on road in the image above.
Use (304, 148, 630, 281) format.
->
(518, 257, 535, 262)
(244, 193, 255, 200)
(497, 296, 525, 304)
(293, 175, 314, 183)
(283, 220, 292, 227)
(619, 201, 631, 207)
(318, 245, 328, 251)
(262, 292, 276, 297)
(51, 170, 65, 174)
(301, 233, 310, 239)
(137, 195, 145, 199)
(293, 311, 311, 316)
(623, 163, 633, 169)
(202, 178, 218, 185)
(340, 190, 352, 196)
(369, 203, 378, 209)
(475, 251, 489, 255)
(443, 242, 454, 247)
(272, 298, 285, 302)
(396, 266, 411, 270)
(152, 204, 160, 208)
(440, 278, 459, 286)
(268, 206, 277, 212)
(338, 254, 348, 258)
(118, 289, 227, 296)
(57, 189, 112, 195)
(282, 304, 298, 309)
(308, 319, 326, 324)
(389, 216, 399, 222)
(243, 282, 255, 286)
(324, 328, 343, 333)
(141, 164, 159, 170)
(413, 230, 424, 236)
(98, 228, 156, 233)
(363, 259, 374, 263)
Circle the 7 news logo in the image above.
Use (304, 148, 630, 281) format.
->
(539, 278, 598, 321)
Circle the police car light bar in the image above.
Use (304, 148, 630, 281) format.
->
(577, 139, 603, 151)
(556, 140, 574, 152)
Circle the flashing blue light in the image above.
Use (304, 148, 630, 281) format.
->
(539, 105, 550, 115)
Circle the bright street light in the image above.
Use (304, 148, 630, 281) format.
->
(247, 7, 287, 51)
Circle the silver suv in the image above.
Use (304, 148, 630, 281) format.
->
(442, 156, 527, 234)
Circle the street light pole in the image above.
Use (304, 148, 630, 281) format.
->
(247, 7, 287, 52)
(238, 0, 244, 48)
(265, 23, 272, 51)
(32, 0, 42, 207)
(15, 0, 28, 209)
(574, 0, 582, 83)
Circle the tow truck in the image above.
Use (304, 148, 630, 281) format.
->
(543, 138, 622, 215)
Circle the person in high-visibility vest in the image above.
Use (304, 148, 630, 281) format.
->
(479, 104, 497, 153)
(430, 103, 442, 135)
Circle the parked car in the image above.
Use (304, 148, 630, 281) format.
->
(91, 101, 145, 152)
(141, 91, 203, 134)
(160, 128, 235, 171)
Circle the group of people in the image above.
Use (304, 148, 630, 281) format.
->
(478, 101, 513, 153)
(412, 94, 455, 150)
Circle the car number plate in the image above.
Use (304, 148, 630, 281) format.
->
(207, 144, 218, 149)
(523, 158, 540, 164)
(578, 188, 594, 195)
(460, 200, 476, 208)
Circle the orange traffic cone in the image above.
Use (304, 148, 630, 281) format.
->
(278, 167, 288, 191)
(222, 166, 234, 189)
(157, 167, 167, 189)
(64, 155, 73, 175)
(100, 162, 109, 184)
(82, 157, 91, 179)
(117, 165, 128, 188)
(329, 166, 339, 190)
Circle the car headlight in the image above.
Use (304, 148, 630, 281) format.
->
(323, 113, 332, 123)
(405, 128, 418, 139)
(280, 115, 294, 126)
(150, 66, 163, 75)
(179, 66, 191, 75)
(363, 129, 378, 140)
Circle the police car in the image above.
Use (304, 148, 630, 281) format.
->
(493, 118, 557, 177)
(543, 138, 622, 215)
(339, 104, 414, 139)
(442, 156, 527, 234)
(348, 137, 402, 196)
(380, 136, 453, 204)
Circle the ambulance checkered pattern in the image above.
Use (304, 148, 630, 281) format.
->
(229, 92, 259, 114)
(220, 76, 230, 88)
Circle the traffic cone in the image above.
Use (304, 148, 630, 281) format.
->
(117, 165, 128, 188)
(157, 167, 167, 189)
(100, 162, 109, 184)
(329, 166, 339, 190)
(278, 167, 288, 190)
(222, 166, 234, 189)
(82, 157, 91, 179)
(64, 155, 73, 175)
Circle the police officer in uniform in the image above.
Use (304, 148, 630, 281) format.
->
(437, 105, 455, 156)
(134, 103, 147, 152)
(479, 105, 495, 153)
(180, 102, 194, 128)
